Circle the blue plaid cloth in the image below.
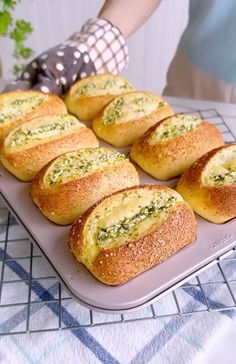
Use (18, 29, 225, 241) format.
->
(0, 200, 236, 364)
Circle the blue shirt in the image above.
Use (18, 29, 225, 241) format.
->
(178, 0, 236, 85)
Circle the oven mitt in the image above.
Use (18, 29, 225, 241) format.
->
(4, 18, 129, 95)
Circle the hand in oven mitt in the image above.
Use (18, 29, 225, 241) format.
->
(4, 18, 129, 95)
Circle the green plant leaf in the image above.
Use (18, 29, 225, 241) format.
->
(0, 10, 12, 35)
(19, 47, 32, 59)
(10, 20, 32, 43)
(0, 1, 34, 76)
(13, 63, 24, 76)
(0, 0, 18, 10)
(15, 19, 33, 34)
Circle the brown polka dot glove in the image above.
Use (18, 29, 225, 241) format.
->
(4, 18, 129, 96)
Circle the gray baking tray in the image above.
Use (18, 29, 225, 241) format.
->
(0, 159, 235, 314)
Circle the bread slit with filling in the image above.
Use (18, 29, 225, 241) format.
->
(0, 114, 99, 181)
(69, 184, 197, 285)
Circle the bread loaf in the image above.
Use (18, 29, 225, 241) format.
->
(130, 114, 224, 180)
(177, 144, 236, 223)
(0, 90, 67, 142)
(30, 147, 139, 225)
(69, 184, 197, 285)
(0, 114, 99, 181)
(92, 92, 174, 147)
(64, 74, 134, 121)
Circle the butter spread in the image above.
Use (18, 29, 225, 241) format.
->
(74, 77, 133, 97)
(102, 93, 165, 125)
(151, 114, 202, 142)
(0, 94, 47, 125)
(7, 115, 83, 148)
(45, 148, 126, 186)
(203, 145, 236, 186)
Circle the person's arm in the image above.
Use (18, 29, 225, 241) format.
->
(4, 0, 161, 94)
(99, 0, 161, 37)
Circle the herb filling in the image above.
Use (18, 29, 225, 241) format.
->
(103, 95, 165, 125)
(152, 115, 201, 141)
(209, 170, 236, 185)
(103, 97, 125, 124)
(75, 83, 96, 97)
(96, 196, 177, 245)
(0, 96, 46, 124)
(47, 149, 126, 186)
(9, 119, 78, 147)
(75, 79, 132, 97)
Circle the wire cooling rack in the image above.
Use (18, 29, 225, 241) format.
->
(0, 107, 236, 336)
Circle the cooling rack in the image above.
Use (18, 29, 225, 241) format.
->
(0, 107, 236, 335)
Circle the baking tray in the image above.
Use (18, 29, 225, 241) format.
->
(0, 143, 235, 313)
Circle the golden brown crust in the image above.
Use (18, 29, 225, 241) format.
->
(0, 91, 67, 142)
(177, 144, 236, 223)
(130, 119, 224, 180)
(92, 95, 174, 147)
(69, 184, 197, 285)
(65, 94, 115, 122)
(30, 156, 139, 225)
(64, 74, 134, 121)
(0, 123, 99, 181)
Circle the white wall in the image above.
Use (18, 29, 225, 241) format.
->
(0, 0, 189, 94)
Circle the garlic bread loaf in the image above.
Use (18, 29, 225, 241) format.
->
(69, 184, 197, 285)
(30, 148, 139, 225)
(64, 74, 134, 121)
(0, 114, 99, 181)
(0, 91, 67, 142)
(130, 114, 224, 180)
(92, 92, 173, 147)
(177, 144, 236, 223)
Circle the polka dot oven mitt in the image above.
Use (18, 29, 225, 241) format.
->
(4, 18, 129, 95)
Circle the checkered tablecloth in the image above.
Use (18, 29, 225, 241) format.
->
(1, 201, 236, 364)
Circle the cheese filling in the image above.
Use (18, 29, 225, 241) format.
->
(150, 114, 202, 142)
(82, 189, 182, 264)
(0, 95, 47, 125)
(74, 77, 133, 97)
(203, 145, 236, 186)
(44, 148, 126, 186)
(102, 93, 166, 125)
(7, 115, 83, 148)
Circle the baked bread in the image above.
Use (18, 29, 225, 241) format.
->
(177, 144, 236, 223)
(92, 91, 173, 147)
(0, 114, 99, 181)
(30, 147, 139, 225)
(64, 74, 134, 121)
(130, 114, 224, 180)
(69, 184, 197, 285)
(0, 90, 67, 142)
